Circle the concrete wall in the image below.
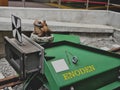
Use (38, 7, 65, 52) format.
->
(109, 11, 120, 29)
(0, 7, 120, 30)
(0, 7, 110, 25)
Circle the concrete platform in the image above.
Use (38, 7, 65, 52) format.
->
(0, 17, 114, 33)
(0, 7, 119, 31)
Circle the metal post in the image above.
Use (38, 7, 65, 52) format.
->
(107, 0, 110, 11)
(22, 0, 25, 7)
(58, 0, 61, 8)
(86, 0, 89, 9)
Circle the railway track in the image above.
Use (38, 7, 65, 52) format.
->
(109, 47, 120, 54)
(0, 75, 22, 89)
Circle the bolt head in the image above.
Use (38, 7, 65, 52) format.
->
(118, 76, 120, 79)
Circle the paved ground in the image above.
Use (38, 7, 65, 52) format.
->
(8, 1, 57, 8)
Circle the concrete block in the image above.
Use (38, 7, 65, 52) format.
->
(0, 7, 119, 30)
(0, 7, 111, 25)
(0, 17, 114, 33)
(48, 21, 114, 33)
(109, 12, 120, 29)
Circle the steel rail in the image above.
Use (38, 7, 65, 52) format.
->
(0, 75, 22, 89)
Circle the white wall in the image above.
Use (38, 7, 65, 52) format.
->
(0, 7, 120, 29)
(0, 7, 110, 25)
(109, 11, 120, 29)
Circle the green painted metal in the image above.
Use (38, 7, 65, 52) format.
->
(43, 41, 120, 90)
(98, 81, 120, 90)
(53, 34, 80, 44)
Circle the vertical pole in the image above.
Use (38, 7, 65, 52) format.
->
(58, 0, 61, 8)
(107, 0, 110, 11)
(86, 0, 89, 9)
(22, 0, 25, 7)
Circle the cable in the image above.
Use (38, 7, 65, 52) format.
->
(23, 72, 39, 90)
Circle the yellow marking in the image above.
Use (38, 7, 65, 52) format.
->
(46, 3, 85, 9)
(46, 3, 120, 10)
(88, 6, 107, 9)
(89, 6, 120, 10)
(62, 65, 95, 80)
(46, 3, 73, 9)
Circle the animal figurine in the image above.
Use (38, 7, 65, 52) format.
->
(33, 19, 51, 37)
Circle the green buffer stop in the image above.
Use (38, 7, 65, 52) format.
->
(43, 41, 120, 90)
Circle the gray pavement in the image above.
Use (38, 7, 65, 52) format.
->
(8, 1, 57, 8)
